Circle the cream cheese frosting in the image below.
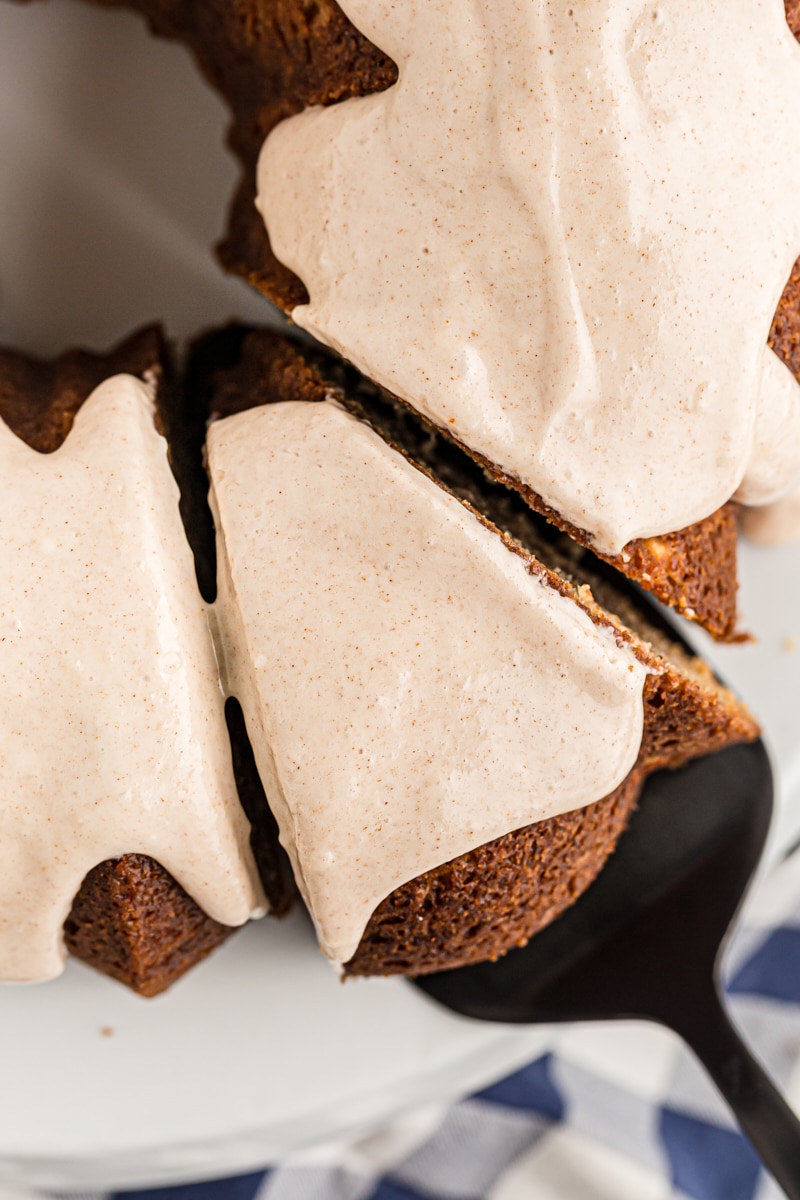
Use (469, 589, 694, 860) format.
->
(208, 399, 648, 966)
(0, 374, 265, 983)
(258, 0, 800, 555)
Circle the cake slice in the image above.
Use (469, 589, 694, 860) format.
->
(80, 0, 800, 641)
(0, 327, 290, 996)
(195, 327, 758, 976)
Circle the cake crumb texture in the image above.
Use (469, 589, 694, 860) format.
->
(65, 856, 233, 997)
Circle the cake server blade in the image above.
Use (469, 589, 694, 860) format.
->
(415, 738, 800, 1197)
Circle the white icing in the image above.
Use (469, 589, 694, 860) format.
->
(0, 375, 266, 983)
(734, 350, 800, 506)
(258, 0, 800, 554)
(209, 400, 648, 966)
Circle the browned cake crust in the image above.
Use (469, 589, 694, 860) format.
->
(194, 325, 759, 977)
(61, 0, 800, 640)
(0, 328, 294, 996)
(64, 855, 232, 997)
(770, 256, 800, 381)
(347, 772, 645, 977)
(347, 632, 752, 976)
(0, 324, 168, 452)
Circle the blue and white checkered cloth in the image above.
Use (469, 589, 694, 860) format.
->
(8, 847, 800, 1200)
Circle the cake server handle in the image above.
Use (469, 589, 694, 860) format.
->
(668, 980, 800, 1199)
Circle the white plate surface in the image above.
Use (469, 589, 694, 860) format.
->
(0, 2, 798, 1190)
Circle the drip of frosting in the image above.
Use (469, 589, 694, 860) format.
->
(258, 0, 800, 555)
(208, 399, 648, 966)
(0, 375, 265, 983)
(734, 350, 800, 506)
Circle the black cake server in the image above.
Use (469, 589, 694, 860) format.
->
(415, 720, 800, 1194)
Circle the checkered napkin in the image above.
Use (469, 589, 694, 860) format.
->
(7, 846, 800, 1200)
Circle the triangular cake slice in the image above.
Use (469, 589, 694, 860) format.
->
(196, 327, 758, 976)
(96, 0, 800, 641)
(0, 328, 283, 995)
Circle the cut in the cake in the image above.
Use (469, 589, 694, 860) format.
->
(0, 327, 292, 996)
(76, 0, 800, 642)
(192, 326, 759, 977)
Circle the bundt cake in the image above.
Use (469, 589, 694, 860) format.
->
(0, 321, 759, 989)
(0, 327, 292, 996)
(192, 326, 759, 976)
(0, 1, 779, 992)
(50, 0, 800, 641)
